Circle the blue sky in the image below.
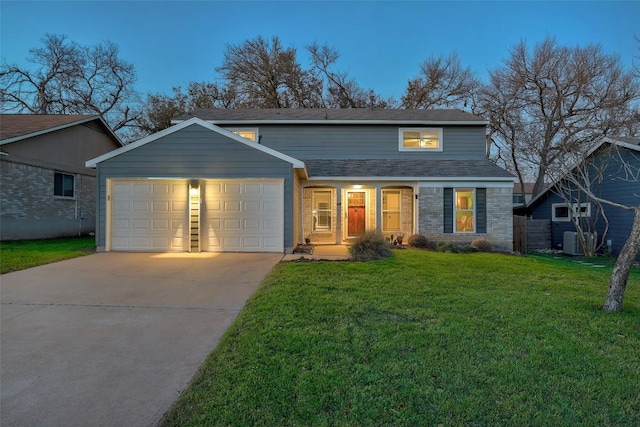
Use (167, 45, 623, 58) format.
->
(1, 1, 638, 100)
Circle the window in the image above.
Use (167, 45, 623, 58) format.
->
(455, 189, 475, 232)
(573, 203, 591, 218)
(54, 172, 74, 198)
(513, 194, 525, 204)
(227, 128, 258, 142)
(382, 190, 401, 232)
(312, 190, 332, 231)
(552, 202, 591, 221)
(399, 128, 443, 151)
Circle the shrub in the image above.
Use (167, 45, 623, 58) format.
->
(460, 244, 479, 253)
(408, 234, 430, 248)
(436, 241, 459, 253)
(471, 239, 493, 252)
(349, 230, 392, 261)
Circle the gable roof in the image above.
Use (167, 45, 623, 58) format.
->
(86, 117, 305, 169)
(173, 108, 488, 125)
(526, 136, 640, 207)
(0, 114, 123, 146)
(305, 159, 515, 181)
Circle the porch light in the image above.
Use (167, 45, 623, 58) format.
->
(189, 179, 199, 196)
(353, 185, 362, 189)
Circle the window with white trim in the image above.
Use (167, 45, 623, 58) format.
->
(399, 128, 443, 151)
(552, 204, 570, 221)
(572, 202, 591, 218)
(227, 128, 258, 142)
(54, 172, 74, 198)
(312, 190, 332, 232)
(382, 190, 401, 232)
(552, 202, 591, 221)
(455, 188, 475, 232)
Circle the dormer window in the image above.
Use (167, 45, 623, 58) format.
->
(399, 128, 443, 151)
(227, 128, 258, 142)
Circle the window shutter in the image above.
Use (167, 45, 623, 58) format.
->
(443, 188, 453, 233)
(476, 188, 487, 233)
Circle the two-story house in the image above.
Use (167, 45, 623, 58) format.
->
(86, 109, 515, 253)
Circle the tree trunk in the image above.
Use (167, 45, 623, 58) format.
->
(603, 208, 640, 312)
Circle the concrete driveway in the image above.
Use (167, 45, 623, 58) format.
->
(1, 252, 282, 427)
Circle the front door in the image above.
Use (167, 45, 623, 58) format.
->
(347, 191, 366, 237)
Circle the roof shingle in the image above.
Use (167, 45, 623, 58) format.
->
(0, 114, 98, 141)
(304, 159, 514, 179)
(176, 108, 486, 123)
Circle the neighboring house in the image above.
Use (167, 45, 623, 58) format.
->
(86, 109, 515, 253)
(520, 136, 640, 258)
(513, 182, 535, 206)
(1, 115, 123, 240)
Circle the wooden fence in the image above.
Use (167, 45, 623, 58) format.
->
(513, 215, 551, 254)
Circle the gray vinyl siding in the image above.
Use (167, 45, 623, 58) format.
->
(244, 125, 486, 160)
(94, 124, 295, 250)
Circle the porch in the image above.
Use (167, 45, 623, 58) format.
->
(301, 184, 416, 245)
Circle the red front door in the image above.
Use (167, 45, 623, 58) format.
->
(347, 191, 366, 237)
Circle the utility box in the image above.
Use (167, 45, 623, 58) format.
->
(563, 231, 595, 256)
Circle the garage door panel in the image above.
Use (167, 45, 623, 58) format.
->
(225, 200, 241, 211)
(244, 219, 260, 230)
(244, 201, 261, 212)
(244, 183, 261, 194)
(224, 218, 241, 230)
(203, 179, 283, 252)
(110, 180, 188, 252)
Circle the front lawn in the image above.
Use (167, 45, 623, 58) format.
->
(0, 236, 95, 274)
(160, 250, 640, 426)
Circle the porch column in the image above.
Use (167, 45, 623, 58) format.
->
(376, 185, 382, 232)
(335, 185, 342, 243)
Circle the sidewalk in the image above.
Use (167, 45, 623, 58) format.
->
(281, 245, 350, 261)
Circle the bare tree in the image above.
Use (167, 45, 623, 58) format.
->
(1, 33, 140, 133)
(307, 43, 394, 108)
(135, 87, 188, 135)
(401, 52, 479, 110)
(549, 139, 640, 312)
(479, 37, 640, 197)
(134, 81, 245, 136)
(217, 36, 323, 108)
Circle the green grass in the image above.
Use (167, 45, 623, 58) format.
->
(160, 250, 640, 426)
(0, 236, 96, 274)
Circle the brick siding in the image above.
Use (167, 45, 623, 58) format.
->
(418, 186, 513, 251)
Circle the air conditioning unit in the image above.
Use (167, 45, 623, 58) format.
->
(563, 231, 595, 256)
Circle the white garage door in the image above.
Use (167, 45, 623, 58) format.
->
(110, 180, 189, 251)
(202, 180, 284, 252)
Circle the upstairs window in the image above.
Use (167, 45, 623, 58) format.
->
(54, 172, 74, 198)
(399, 128, 443, 151)
(227, 128, 258, 142)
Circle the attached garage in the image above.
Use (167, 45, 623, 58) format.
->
(108, 178, 284, 253)
(109, 180, 189, 252)
(202, 180, 284, 252)
(89, 118, 305, 253)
